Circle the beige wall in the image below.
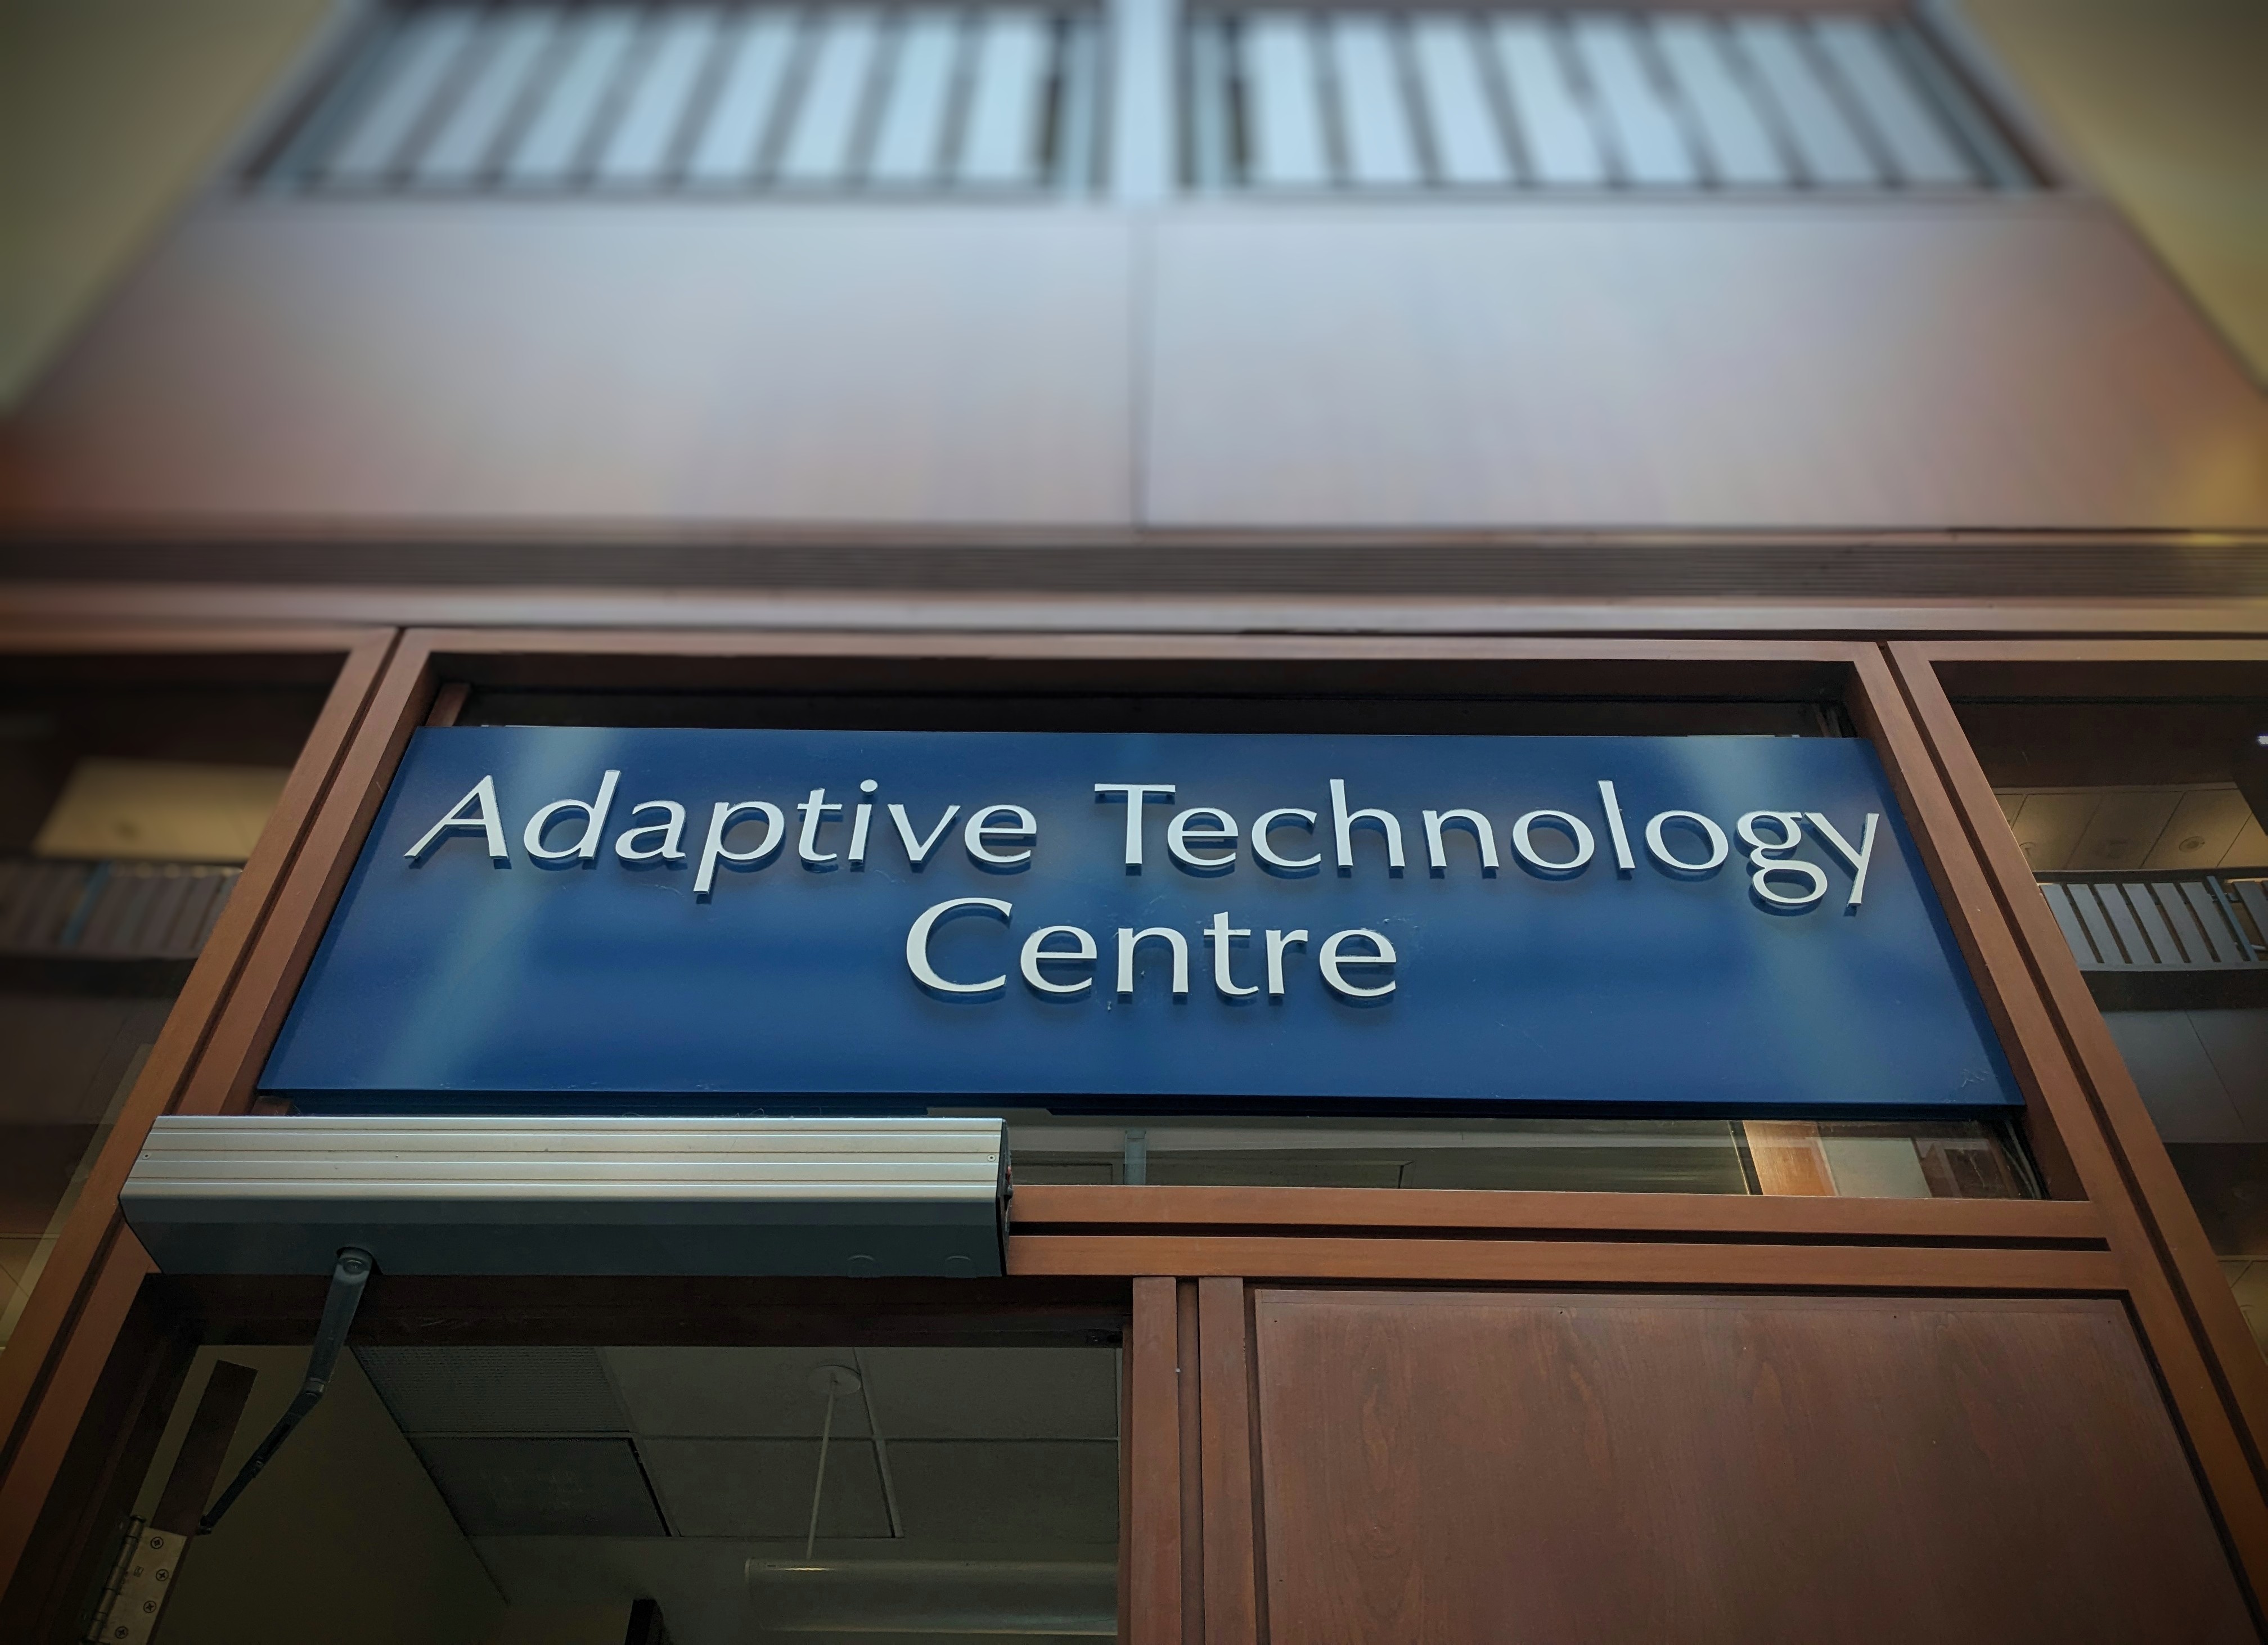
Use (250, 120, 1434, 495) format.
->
(1961, 0, 2268, 381)
(135, 1347, 505, 1645)
(0, 0, 337, 409)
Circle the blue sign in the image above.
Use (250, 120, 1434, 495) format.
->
(262, 728, 2019, 1113)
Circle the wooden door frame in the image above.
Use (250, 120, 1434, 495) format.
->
(0, 624, 397, 1635)
(1891, 640, 2268, 1554)
(156, 625, 2099, 1191)
(7, 622, 2268, 1639)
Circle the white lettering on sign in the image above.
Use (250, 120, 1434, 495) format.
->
(1318, 928, 1397, 998)
(696, 800, 785, 896)
(965, 804, 1037, 867)
(908, 900, 1388, 1005)
(406, 775, 509, 862)
(906, 897, 1012, 993)
(1739, 812, 1829, 910)
(1020, 924, 1097, 994)
(615, 799, 687, 861)
(1168, 808, 1239, 872)
(1330, 779, 1405, 874)
(1423, 809, 1497, 875)
(1094, 783, 1175, 866)
(1253, 808, 1321, 872)
(524, 769, 620, 862)
(1805, 810, 1879, 911)
(406, 772, 1887, 1007)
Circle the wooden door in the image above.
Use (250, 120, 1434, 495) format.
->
(1243, 1289, 2253, 1644)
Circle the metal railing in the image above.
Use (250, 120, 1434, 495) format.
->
(0, 858, 240, 962)
(261, 2, 1104, 196)
(2038, 871, 2267, 976)
(1186, 7, 2030, 195)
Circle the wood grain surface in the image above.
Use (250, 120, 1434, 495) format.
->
(1252, 1289, 2255, 1643)
(1894, 639, 2268, 1558)
(0, 203, 1135, 529)
(1145, 201, 2268, 531)
(0, 627, 390, 1612)
(5, 198, 2262, 543)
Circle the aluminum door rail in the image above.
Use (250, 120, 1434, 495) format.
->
(122, 1115, 1009, 1277)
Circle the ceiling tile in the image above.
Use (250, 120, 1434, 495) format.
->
(359, 1346, 628, 1435)
(860, 1348, 1117, 1440)
(605, 1348, 874, 1439)
(416, 1437, 663, 1536)
(642, 1437, 891, 1539)
(886, 1441, 1119, 1545)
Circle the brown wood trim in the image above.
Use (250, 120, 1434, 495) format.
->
(1009, 1236, 2121, 1289)
(1890, 637, 2268, 1593)
(40, 620, 2234, 1614)
(7, 531, 2268, 603)
(405, 625, 1881, 665)
(1904, 638, 2268, 663)
(1842, 645, 2090, 1197)
(1011, 1186, 2104, 1246)
(0, 1236, 156, 1623)
(1176, 1282, 1203, 1645)
(1198, 1279, 1259, 1645)
(424, 679, 469, 728)
(12, 584, 2268, 641)
(0, 621, 388, 654)
(1127, 1277, 1183, 1645)
(0, 625, 394, 1607)
(167, 625, 2108, 1209)
(177, 637, 433, 1114)
(0, 1270, 194, 1645)
(1865, 645, 2268, 1603)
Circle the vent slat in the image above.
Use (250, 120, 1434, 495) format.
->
(1492, 17, 1609, 187)
(1331, 15, 1424, 188)
(1652, 16, 1788, 187)
(409, 10, 561, 187)
(1734, 17, 1882, 187)
(685, 11, 799, 182)
(956, 10, 1051, 184)
(1570, 16, 1695, 187)
(502, 7, 642, 184)
(868, 11, 963, 185)
(321, 9, 483, 183)
(2125, 882, 2188, 966)
(2097, 883, 2161, 967)
(2179, 881, 2246, 965)
(269, 5, 2008, 199)
(1244, 15, 1333, 187)
(1409, 17, 1513, 187)
(2040, 884, 2103, 968)
(2043, 872, 2268, 980)
(2066, 884, 2130, 968)
(778, 11, 886, 184)
(0, 859, 238, 959)
(596, 8, 724, 183)
(1812, 17, 1974, 187)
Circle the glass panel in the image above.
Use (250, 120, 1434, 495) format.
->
(112, 1336, 1120, 1643)
(992, 1112, 2030, 1197)
(1954, 682, 2268, 1351)
(0, 659, 329, 1349)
